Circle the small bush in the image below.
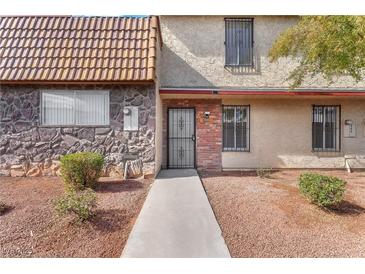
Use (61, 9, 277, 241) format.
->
(60, 152, 104, 191)
(0, 201, 8, 215)
(256, 168, 272, 178)
(299, 173, 346, 208)
(54, 188, 97, 222)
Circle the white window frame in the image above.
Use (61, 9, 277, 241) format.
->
(222, 105, 250, 152)
(40, 90, 110, 127)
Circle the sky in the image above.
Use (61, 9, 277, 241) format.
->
(0, 0, 363, 16)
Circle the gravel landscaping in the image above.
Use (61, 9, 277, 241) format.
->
(0, 176, 152, 257)
(201, 170, 365, 258)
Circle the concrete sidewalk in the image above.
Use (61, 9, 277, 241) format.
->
(121, 169, 230, 258)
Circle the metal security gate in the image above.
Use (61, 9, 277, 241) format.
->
(168, 108, 196, 169)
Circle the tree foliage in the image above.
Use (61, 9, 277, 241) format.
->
(269, 16, 365, 88)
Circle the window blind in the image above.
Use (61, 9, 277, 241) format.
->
(41, 90, 109, 126)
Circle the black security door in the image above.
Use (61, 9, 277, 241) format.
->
(168, 108, 196, 168)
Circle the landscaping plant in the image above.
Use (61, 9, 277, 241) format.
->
(54, 188, 97, 222)
(55, 152, 104, 221)
(269, 16, 365, 88)
(299, 172, 346, 208)
(60, 152, 104, 191)
(0, 201, 8, 215)
(256, 168, 272, 179)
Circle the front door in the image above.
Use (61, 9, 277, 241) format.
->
(168, 108, 195, 168)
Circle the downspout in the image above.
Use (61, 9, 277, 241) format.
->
(344, 154, 355, 173)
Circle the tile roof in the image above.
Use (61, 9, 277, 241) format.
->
(0, 16, 160, 83)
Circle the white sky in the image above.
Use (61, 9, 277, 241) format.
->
(0, 0, 364, 16)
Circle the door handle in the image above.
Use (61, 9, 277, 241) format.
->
(192, 135, 196, 141)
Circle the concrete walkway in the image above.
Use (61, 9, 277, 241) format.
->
(121, 169, 230, 258)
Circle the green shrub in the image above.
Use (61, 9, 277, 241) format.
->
(256, 168, 272, 178)
(60, 152, 104, 191)
(0, 201, 8, 215)
(299, 173, 346, 208)
(54, 188, 96, 222)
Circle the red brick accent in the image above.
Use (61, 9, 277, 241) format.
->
(162, 99, 222, 171)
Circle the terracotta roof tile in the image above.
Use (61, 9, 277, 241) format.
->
(0, 16, 160, 82)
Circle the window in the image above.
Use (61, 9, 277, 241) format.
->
(41, 90, 109, 126)
(225, 18, 254, 66)
(312, 105, 341, 152)
(223, 106, 250, 151)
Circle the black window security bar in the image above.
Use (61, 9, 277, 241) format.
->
(312, 105, 341, 152)
(225, 18, 254, 67)
(223, 105, 250, 152)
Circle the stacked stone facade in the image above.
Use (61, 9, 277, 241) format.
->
(0, 84, 156, 177)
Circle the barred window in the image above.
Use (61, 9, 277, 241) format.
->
(312, 105, 341, 152)
(223, 106, 250, 151)
(225, 18, 254, 66)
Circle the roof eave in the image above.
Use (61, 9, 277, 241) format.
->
(0, 79, 155, 85)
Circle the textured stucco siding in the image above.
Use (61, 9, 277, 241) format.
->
(222, 96, 365, 169)
(154, 86, 163, 174)
(154, 30, 163, 175)
(160, 16, 365, 89)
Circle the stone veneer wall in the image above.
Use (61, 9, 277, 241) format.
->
(0, 84, 156, 177)
(162, 99, 222, 171)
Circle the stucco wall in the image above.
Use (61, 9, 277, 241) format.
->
(154, 32, 163, 175)
(154, 86, 163, 175)
(160, 16, 365, 89)
(222, 96, 365, 169)
(0, 84, 157, 177)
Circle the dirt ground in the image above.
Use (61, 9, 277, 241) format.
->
(0, 176, 152, 258)
(201, 170, 365, 258)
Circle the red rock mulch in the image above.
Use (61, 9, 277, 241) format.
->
(0, 176, 152, 257)
(201, 170, 365, 258)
